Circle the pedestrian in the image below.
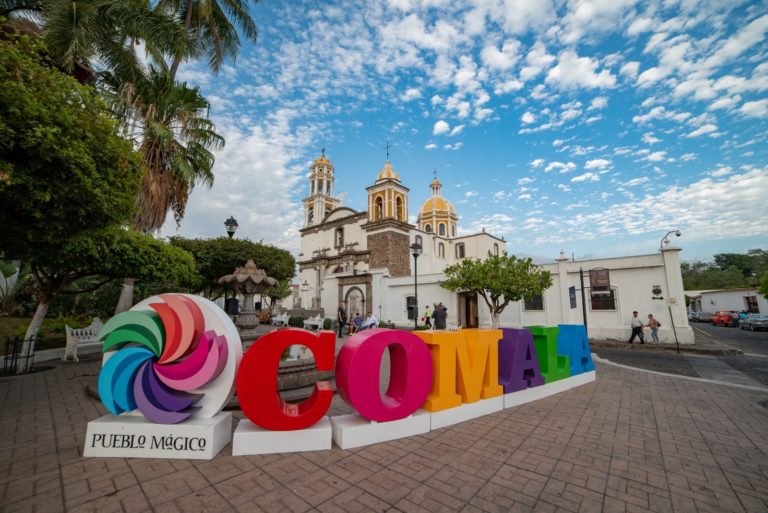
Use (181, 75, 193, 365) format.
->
(647, 313, 660, 344)
(628, 311, 644, 344)
(362, 311, 378, 330)
(423, 305, 432, 328)
(336, 302, 347, 338)
(432, 302, 447, 330)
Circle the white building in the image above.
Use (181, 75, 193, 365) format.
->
(289, 154, 693, 343)
(688, 288, 767, 314)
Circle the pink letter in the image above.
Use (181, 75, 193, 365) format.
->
(336, 328, 433, 422)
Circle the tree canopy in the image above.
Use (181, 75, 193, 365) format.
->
(169, 236, 296, 298)
(0, 30, 142, 257)
(442, 253, 553, 328)
(682, 249, 767, 290)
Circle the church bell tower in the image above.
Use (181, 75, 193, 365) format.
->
(303, 150, 341, 227)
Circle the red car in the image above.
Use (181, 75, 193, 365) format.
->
(712, 310, 739, 326)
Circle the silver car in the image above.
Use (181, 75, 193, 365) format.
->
(739, 314, 768, 331)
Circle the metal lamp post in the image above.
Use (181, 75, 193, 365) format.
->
(225, 216, 239, 238)
(659, 229, 682, 352)
(659, 229, 681, 251)
(410, 242, 422, 329)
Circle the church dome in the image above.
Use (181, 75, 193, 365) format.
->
(312, 155, 333, 169)
(419, 196, 456, 216)
(376, 161, 400, 182)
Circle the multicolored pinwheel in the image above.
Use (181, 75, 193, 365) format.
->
(97, 294, 235, 424)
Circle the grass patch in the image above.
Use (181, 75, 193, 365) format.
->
(0, 316, 89, 350)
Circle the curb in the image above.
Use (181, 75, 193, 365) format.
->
(589, 340, 742, 356)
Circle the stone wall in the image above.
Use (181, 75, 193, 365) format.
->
(367, 231, 411, 277)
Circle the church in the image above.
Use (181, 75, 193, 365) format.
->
(289, 152, 694, 344)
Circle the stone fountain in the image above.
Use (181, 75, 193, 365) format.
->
(218, 260, 277, 344)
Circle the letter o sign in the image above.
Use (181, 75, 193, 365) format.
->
(335, 328, 433, 422)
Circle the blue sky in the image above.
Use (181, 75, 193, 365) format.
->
(162, 0, 768, 263)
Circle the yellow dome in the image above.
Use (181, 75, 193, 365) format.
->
(313, 155, 333, 168)
(376, 161, 400, 181)
(420, 196, 456, 216)
(430, 178, 441, 187)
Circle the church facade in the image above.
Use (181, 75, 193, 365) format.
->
(289, 153, 694, 344)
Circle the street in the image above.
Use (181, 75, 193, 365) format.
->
(594, 320, 768, 387)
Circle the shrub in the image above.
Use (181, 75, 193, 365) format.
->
(379, 321, 395, 329)
(323, 318, 333, 330)
(288, 315, 305, 328)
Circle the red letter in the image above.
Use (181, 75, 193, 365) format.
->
(237, 328, 334, 430)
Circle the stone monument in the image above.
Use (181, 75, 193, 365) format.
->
(218, 260, 277, 344)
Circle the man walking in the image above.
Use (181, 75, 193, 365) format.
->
(336, 302, 347, 338)
(628, 311, 644, 344)
(432, 302, 447, 330)
(424, 305, 432, 328)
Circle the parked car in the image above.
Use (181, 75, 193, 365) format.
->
(688, 312, 700, 322)
(739, 314, 768, 331)
(712, 310, 739, 326)
(697, 312, 713, 322)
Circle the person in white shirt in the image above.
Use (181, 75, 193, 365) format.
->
(628, 311, 644, 344)
(362, 312, 378, 330)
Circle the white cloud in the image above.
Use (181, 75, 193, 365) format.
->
(518, 193, 531, 200)
(642, 133, 662, 144)
(433, 120, 450, 135)
(571, 172, 600, 183)
(425, 143, 437, 150)
(627, 17, 655, 37)
(492, 1, 556, 35)
(444, 142, 463, 151)
(519, 41, 555, 81)
(708, 166, 732, 177)
(708, 95, 741, 111)
(685, 124, 718, 138)
(584, 159, 611, 170)
(465, 191, 478, 197)
(619, 61, 640, 80)
(521, 111, 536, 124)
(449, 124, 466, 136)
(518, 177, 535, 185)
(401, 88, 422, 101)
(588, 96, 608, 110)
(700, 15, 768, 71)
(681, 153, 697, 161)
(481, 39, 521, 70)
(740, 99, 768, 118)
(530, 158, 545, 168)
(545, 161, 577, 173)
(625, 177, 650, 187)
(644, 151, 667, 162)
(545, 50, 617, 89)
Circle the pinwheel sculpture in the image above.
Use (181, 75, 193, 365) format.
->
(97, 294, 239, 424)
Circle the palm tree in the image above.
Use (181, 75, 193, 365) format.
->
(1, 0, 188, 83)
(156, 0, 258, 79)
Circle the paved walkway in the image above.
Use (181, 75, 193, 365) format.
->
(2, 359, 768, 513)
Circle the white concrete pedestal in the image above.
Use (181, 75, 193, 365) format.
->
(429, 396, 504, 431)
(232, 417, 332, 455)
(504, 371, 596, 409)
(331, 410, 431, 449)
(83, 411, 232, 459)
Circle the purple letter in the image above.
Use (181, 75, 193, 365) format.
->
(498, 328, 545, 393)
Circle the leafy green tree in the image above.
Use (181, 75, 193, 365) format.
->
(759, 271, 768, 300)
(20, 228, 196, 371)
(442, 253, 553, 328)
(0, 260, 30, 315)
(169, 236, 295, 299)
(261, 279, 292, 312)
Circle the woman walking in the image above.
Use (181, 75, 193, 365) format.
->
(647, 314, 660, 344)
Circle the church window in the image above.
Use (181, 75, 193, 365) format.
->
(438, 243, 445, 258)
(375, 197, 383, 220)
(425, 224, 432, 233)
(396, 197, 403, 221)
(311, 181, 315, 195)
(415, 235, 422, 247)
(335, 228, 344, 248)
(451, 225, 456, 237)
(494, 243, 499, 255)
(308, 207, 314, 224)
(591, 289, 617, 311)
(326, 181, 331, 194)
(438, 223, 446, 236)
(524, 294, 544, 311)
(456, 243, 465, 259)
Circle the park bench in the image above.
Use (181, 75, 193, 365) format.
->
(62, 318, 103, 362)
(303, 314, 323, 330)
(271, 313, 289, 327)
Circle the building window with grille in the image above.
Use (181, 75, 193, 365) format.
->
(439, 223, 446, 236)
(375, 197, 383, 220)
(308, 207, 314, 224)
(335, 228, 344, 248)
(456, 243, 465, 259)
(425, 224, 432, 233)
(493, 243, 499, 255)
(438, 243, 445, 258)
(524, 294, 544, 311)
(590, 289, 617, 310)
(451, 225, 456, 237)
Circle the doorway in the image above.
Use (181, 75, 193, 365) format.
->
(458, 292, 479, 328)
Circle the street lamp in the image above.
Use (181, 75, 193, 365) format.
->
(224, 216, 239, 238)
(659, 229, 681, 251)
(410, 242, 422, 329)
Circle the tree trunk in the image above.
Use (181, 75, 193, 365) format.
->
(114, 277, 135, 315)
(17, 298, 49, 373)
(491, 312, 500, 329)
(169, 2, 194, 80)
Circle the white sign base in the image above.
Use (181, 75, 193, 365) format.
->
(429, 396, 504, 431)
(330, 410, 431, 449)
(504, 371, 596, 409)
(83, 411, 232, 460)
(232, 417, 332, 455)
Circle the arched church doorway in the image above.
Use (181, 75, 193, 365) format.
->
(345, 286, 365, 317)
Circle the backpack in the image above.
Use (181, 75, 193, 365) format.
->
(657, 321, 661, 327)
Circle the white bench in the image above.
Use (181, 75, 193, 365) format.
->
(63, 318, 103, 362)
(271, 313, 289, 327)
(303, 314, 323, 330)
